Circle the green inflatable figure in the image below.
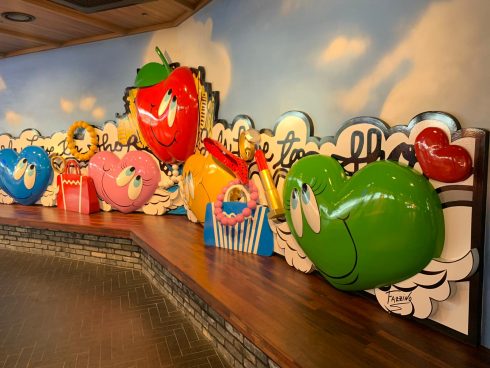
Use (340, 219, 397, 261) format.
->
(283, 155, 444, 291)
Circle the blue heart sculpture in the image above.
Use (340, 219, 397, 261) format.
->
(0, 147, 53, 205)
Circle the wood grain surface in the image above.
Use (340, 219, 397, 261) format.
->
(0, 204, 489, 368)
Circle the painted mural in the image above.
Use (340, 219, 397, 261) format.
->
(0, 0, 489, 346)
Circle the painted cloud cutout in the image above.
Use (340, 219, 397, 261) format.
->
(268, 218, 315, 273)
(374, 250, 478, 318)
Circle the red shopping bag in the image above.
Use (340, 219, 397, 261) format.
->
(57, 159, 100, 214)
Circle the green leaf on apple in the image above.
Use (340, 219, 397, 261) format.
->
(134, 46, 173, 88)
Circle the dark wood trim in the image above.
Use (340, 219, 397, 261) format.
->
(468, 129, 489, 343)
(0, 28, 59, 46)
(173, 0, 196, 10)
(20, 0, 127, 34)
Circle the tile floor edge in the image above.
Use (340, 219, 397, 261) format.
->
(0, 224, 281, 368)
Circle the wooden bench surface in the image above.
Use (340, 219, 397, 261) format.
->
(1, 205, 489, 367)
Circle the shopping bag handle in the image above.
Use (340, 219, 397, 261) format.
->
(224, 184, 251, 203)
(64, 159, 81, 175)
(214, 179, 259, 226)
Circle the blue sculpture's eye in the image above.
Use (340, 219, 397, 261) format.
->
(301, 184, 321, 233)
(168, 96, 178, 128)
(116, 166, 135, 187)
(158, 89, 172, 117)
(13, 158, 28, 180)
(128, 175, 143, 200)
(290, 188, 303, 237)
(24, 164, 36, 190)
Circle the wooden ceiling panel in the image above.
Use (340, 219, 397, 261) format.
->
(89, 1, 188, 28)
(0, 19, 109, 43)
(0, 0, 211, 59)
(0, 2, 116, 41)
(0, 34, 43, 55)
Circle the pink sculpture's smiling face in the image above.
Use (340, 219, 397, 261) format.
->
(89, 151, 160, 213)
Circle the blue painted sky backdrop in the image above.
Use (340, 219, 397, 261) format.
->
(0, 33, 150, 135)
(1, 0, 488, 138)
(197, 0, 433, 132)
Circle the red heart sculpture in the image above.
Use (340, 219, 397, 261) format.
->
(414, 127, 472, 182)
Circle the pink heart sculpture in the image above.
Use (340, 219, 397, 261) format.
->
(89, 151, 160, 213)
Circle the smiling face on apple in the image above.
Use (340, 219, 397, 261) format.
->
(283, 155, 445, 291)
(135, 66, 199, 164)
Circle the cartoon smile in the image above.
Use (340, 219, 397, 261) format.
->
(319, 217, 359, 286)
(150, 126, 177, 147)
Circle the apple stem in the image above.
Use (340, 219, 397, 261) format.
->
(155, 47, 172, 74)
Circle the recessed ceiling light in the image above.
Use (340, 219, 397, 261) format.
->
(1, 12, 36, 22)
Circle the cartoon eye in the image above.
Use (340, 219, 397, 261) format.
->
(290, 188, 303, 237)
(13, 158, 28, 180)
(168, 96, 177, 128)
(24, 164, 36, 190)
(187, 172, 194, 199)
(116, 166, 135, 187)
(158, 89, 172, 117)
(300, 184, 321, 233)
(128, 175, 143, 200)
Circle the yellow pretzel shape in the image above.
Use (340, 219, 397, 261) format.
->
(66, 121, 98, 161)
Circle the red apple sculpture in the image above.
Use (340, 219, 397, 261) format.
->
(135, 56, 199, 164)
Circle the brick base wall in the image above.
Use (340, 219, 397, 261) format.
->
(0, 224, 279, 368)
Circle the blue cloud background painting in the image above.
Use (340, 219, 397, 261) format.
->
(0, 34, 149, 136)
(197, 0, 433, 131)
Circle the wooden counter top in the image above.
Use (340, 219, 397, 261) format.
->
(1, 205, 489, 367)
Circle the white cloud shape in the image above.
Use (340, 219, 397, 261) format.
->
(0, 76, 6, 91)
(280, 0, 311, 16)
(79, 96, 96, 111)
(59, 96, 106, 121)
(5, 111, 22, 126)
(338, 0, 490, 124)
(60, 98, 75, 113)
(92, 107, 106, 120)
(144, 17, 231, 99)
(319, 36, 369, 64)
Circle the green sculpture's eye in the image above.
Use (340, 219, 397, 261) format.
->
(116, 166, 135, 187)
(301, 183, 321, 233)
(128, 175, 143, 200)
(24, 164, 36, 190)
(290, 188, 303, 237)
